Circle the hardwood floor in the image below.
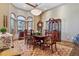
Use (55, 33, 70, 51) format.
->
(57, 41, 79, 56)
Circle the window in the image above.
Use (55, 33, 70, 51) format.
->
(10, 13, 15, 33)
(17, 16, 26, 32)
(27, 16, 33, 30)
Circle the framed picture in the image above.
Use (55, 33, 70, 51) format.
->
(3, 15, 8, 27)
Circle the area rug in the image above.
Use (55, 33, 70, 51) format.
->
(21, 45, 72, 56)
(2, 40, 72, 56)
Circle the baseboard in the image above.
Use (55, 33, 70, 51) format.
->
(61, 39, 74, 43)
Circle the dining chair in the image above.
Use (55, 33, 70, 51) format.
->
(50, 30, 59, 52)
(18, 31, 25, 40)
(24, 29, 28, 44)
(24, 29, 34, 50)
(42, 30, 59, 53)
(42, 32, 52, 50)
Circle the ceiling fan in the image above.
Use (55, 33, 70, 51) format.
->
(25, 3, 42, 16)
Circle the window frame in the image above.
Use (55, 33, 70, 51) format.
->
(17, 15, 26, 32)
(27, 16, 33, 30)
(10, 13, 16, 34)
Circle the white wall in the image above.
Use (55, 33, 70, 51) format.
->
(42, 4, 79, 42)
(0, 3, 9, 28)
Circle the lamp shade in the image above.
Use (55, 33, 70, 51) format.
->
(31, 9, 42, 16)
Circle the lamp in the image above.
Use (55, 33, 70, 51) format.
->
(31, 9, 42, 16)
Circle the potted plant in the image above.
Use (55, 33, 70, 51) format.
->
(0, 27, 7, 34)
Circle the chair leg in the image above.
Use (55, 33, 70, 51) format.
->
(25, 39, 26, 44)
(50, 44, 54, 53)
(32, 42, 36, 50)
(55, 43, 57, 51)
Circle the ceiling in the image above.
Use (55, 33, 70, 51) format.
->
(13, 3, 63, 12)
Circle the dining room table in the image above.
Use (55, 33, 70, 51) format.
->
(32, 35, 48, 49)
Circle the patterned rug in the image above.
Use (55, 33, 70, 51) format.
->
(0, 40, 73, 56)
(21, 44, 72, 56)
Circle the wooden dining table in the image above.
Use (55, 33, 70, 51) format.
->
(32, 35, 48, 49)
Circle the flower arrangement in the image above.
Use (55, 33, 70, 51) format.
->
(33, 31, 42, 35)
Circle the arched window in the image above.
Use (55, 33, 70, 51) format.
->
(10, 13, 15, 33)
(17, 16, 26, 32)
(27, 16, 33, 30)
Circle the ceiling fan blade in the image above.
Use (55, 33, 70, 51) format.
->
(26, 3, 36, 8)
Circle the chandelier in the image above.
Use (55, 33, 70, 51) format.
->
(26, 3, 42, 16)
(31, 8, 42, 16)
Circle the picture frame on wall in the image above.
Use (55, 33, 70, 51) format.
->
(3, 15, 8, 27)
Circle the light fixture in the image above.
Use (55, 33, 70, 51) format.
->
(31, 8, 42, 16)
(23, 5, 26, 7)
(26, 3, 42, 16)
